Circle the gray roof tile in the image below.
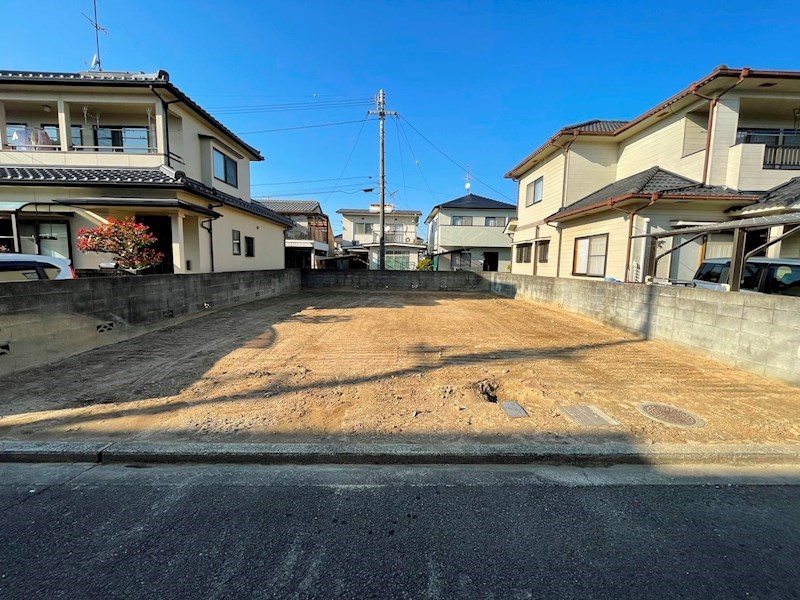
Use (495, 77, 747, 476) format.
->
(548, 167, 753, 220)
(437, 193, 516, 210)
(0, 166, 293, 227)
(561, 119, 629, 133)
(735, 176, 800, 212)
(256, 199, 323, 214)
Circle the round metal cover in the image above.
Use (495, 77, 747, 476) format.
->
(638, 403, 705, 428)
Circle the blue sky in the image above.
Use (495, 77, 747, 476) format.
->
(2, 0, 799, 235)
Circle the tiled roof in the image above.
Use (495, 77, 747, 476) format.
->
(437, 193, 516, 210)
(733, 176, 800, 214)
(256, 199, 323, 214)
(337, 208, 422, 216)
(0, 166, 174, 184)
(561, 119, 629, 133)
(546, 167, 755, 221)
(0, 166, 293, 227)
(0, 70, 263, 160)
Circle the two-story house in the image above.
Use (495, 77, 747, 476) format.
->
(424, 192, 516, 271)
(506, 66, 800, 283)
(256, 199, 333, 268)
(0, 69, 292, 273)
(337, 205, 424, 270)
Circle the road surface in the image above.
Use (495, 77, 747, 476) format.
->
(1, 463, 799, 599)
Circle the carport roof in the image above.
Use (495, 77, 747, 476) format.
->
(51, 197, 221, 218)
(631, 212, 800, 238)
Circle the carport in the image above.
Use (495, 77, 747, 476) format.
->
(636, 213, 800, 291)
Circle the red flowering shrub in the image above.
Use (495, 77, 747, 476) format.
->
(77, 217, 164, 271)
(0, 245, 9, 253)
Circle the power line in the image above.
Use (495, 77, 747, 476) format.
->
(238, 119, 376, 135)
(252, 175, 375, 187)
(395, 117, 439, 204)
(324, 115, 371, 205)
(398, 115, 514, 202)
(256, 187, 376, 199)
(210, 99, 374, 115)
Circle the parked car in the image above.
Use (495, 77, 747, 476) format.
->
(0, 253, 76, 282)
(692, 257, 800, 296)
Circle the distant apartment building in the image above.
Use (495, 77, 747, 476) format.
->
(425, 192, 516, 271)
(0, 69, 292, 273)
(336, 205, 424, 270)
(256, 199, 333, 268)
(506, 66, 800, 283)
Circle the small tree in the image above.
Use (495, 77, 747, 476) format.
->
(77, 217, 164, 272)
(416, 257, 433, 271)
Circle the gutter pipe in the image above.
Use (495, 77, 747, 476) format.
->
(691, 67, 750, 185)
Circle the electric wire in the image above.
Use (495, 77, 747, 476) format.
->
(251, 175, 375, 187)
(323, 115, 371, 205)
(398, 115, 514, 202)
(238, 119, 376, 135)
(395, 117, 439, 204)
(210, 99, 374, 115)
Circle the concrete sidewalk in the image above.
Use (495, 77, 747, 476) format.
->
(2, 439, 800, 467)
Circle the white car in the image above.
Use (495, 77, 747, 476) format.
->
(692, 257, 800, 296)
(0, 253, 76, 282)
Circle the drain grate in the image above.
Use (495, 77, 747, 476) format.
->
(500, 401, 529, 418)
(638, 403, 704, 428)
(561, 405, 619, 427)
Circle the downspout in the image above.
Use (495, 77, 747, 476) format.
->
(612, 193, 659, 283)
(553, 131, 579, 277)
(692, 68, 750, 184)
(201, 200, 224, 273)
(150, 86, 182, 168)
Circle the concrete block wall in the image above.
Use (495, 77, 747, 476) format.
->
(301, 270, 489, 293)
(482, 273, 800, 386)
(0, 269, 301, 377)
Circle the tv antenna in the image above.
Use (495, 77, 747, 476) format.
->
(82, 0, 107, 71)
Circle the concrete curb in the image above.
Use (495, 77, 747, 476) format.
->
(1, 440, 800, 466)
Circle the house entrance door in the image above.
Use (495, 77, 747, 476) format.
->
(136, 215, 173, 273)
(483, 251, 499, 271)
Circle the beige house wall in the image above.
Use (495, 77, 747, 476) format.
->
(209, 205, 285, 272)
(514, 152, 564, 243)
(557, 212, 630, 281)
(565, 140, 617, 204)
(340, 212, 419, 246)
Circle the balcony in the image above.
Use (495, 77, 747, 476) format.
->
(371, 231, 417, 244)
(437, 224, 511, 248)
(286, 226, 329, 243)
(763, 145, 800, 170)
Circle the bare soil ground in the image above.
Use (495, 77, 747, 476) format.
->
(2, 291, 799, 446)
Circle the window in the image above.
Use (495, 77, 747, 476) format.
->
(0, 216, 14, 251)
(42, 124, 83, 148)
(525, 177, 543, 207)
(485, 216, 506, 227)
(536, 240, 550, 263)
(232, 230, 241, 255)
(573, 234, 608, 277)
(455, 252, 472, 268)
(515, 244, 532, 263)
(766, 264, 800, 296)
(694, 261, 729, 284)
(213, 149, 238, 187)
(245, 236, 255, 257)
(354, 223, 374, 235)
(96, 126, 150, 153)
(451, 216, 473, 226)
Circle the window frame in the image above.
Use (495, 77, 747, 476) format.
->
(572, 233, 609, 278)
(525, 177, 544, 207)
(515, 243, 532, 264)
(232, 229, 241, 256)
(536, 240, 550, 264)
(213, 148, 239, 187)
(244, 236, 255, 257)
(451, 215, 473, 226)
(484, 216, 505, 227)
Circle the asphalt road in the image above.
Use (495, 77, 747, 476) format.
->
(1, 463, 799, 599)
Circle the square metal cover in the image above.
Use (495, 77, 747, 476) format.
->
(500, 401, 529, 418)
(560, 405, 619, 427)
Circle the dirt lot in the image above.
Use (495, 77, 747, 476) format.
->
(2, 291, 799, 446)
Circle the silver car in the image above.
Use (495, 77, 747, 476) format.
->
(692, 257, 800, 296)
(0, 253, 76, 282)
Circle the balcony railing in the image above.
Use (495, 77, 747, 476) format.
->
(5, 126, 61, 151)
(286, 226, 329, 243)
(372, 231, 416, 244)
(763, 145, 800, 170)
(4, 125, 156, 154)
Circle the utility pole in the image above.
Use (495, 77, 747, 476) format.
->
(368, 90, 396, 270)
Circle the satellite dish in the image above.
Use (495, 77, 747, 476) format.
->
(465, 182, 471, 192)
(90, 54, 99, 69)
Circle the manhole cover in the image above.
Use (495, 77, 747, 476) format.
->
(638, 403, 704, 428)
(561, 405, 619, 427)
(500, 401, 529, 418)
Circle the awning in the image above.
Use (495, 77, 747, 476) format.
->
(632, 212, 800, 239)
(0, 201, 27, 212)
(52, 198, 221, 218)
